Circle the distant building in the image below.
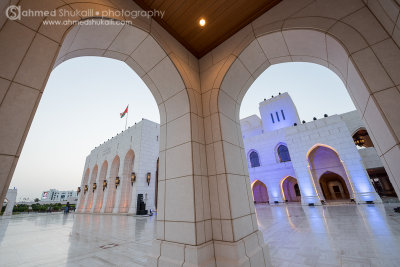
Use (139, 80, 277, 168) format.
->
(241, 93, 395, 205)
(41, 189, 77, 202)
(77, 119, 159, 214)
(2, 189, 17, 216)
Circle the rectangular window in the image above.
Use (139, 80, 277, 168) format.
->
(281, 110, 286, 120)
(270, 113, 275, 123)
(276, 112, 280, 122)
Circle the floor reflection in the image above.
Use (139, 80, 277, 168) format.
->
(0, 204, 400, 266)
(255, 203, 400, 266)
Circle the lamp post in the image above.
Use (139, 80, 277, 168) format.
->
(115, 176, 120, 189)
(77, 187, 81, 195)
(131, 172, 136, 186)
(146, 172, 151, 186)
(93, 182, 97, 193)
(103, 180, 107, 191)
(84, 185, 88, 194)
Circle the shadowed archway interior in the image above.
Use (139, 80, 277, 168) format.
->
(319, 171, 350, 201)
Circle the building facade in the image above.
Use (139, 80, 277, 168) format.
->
(242, 93, 387, 205)
(41, 189, 77, 202)
(77, 119, 159, 214)
(2, 189, 17, 216)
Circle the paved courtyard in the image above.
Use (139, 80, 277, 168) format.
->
(1, 204, 400, 267)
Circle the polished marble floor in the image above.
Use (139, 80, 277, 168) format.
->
(1, 204, 400, 266)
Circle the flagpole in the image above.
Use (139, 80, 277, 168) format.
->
(125, 105, 129, 131)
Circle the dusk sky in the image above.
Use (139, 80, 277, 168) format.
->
(10, 57, 355, 200)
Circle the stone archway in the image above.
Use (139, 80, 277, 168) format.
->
(118, 150, 135, 213)
(84, 164, 98, 212)
(281, 176, 301, 202)
(204, 14, 400, 211)
(0, 6, 206, 264)
(307, 144, 354, 202)
(319, 171, 350, 201)
(252, 180, 269, 203)
(104, 155, 120, 213)
(93, 160, 108, 213)
(203, 15, 398, 263)
(77, 168, 90, 212)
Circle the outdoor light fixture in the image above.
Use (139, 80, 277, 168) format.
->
(199, 18, 206, 27)
(103, 179, 107, 191)
(115, 176, 120, 189)
(354, 136, 365, 147)
(131, 172, 136, 185)
(147, 172, 151, 186)
(77, 187, 81, 195)
(84, 185, 88, 194)
(93, 182, 97, 192)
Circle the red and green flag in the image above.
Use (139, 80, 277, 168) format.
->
(120, 105, 128, 118)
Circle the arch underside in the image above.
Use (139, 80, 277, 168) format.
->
(319, 171, 351, 201)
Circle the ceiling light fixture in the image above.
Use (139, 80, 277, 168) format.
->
(199, 18, 206, 27)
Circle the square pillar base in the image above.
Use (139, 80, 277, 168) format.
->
(148, 231, 271, 267)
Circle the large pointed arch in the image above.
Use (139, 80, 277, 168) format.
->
(85, 164, 98, 212)
(77, 168, 90, 212)
(307, 144, 354, 202)
(211, 27, 400, 205)
(104, 155, 120, 213)
(119, 149, 135, 213)
(94, 160, 108, 213)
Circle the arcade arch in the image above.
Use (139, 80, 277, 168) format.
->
(104, 155, 120, 213)
(119, 150, 135, 213)
(280, 176, 301, 202)
(85, 165, 98, 212)
(251, 180, 269, 203)
(94, 161, 108, 213)
(77, 168, 90, 212)
(307, 145, 353, 202)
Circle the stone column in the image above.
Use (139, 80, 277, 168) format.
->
(147, 83, 219, 265)
(201, 99, 271, 266)
(0, 18, 59, 207)
(341, 160, 382, 203)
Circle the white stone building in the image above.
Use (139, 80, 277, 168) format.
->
(77, 119, 159, 214)
(2, 189, 17, 216)
(241, 93, 391, 205)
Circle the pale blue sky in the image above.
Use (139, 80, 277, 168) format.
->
(10, 57, 355, 200)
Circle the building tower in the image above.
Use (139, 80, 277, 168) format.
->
(259, 92, 301, 132)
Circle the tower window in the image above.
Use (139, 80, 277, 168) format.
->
(249, 151, 260, 168)
(276, 112, 280, 122)
(281, 110, 286, 120)
(270, 113, 275, 123)
(277, 145, 291, 162)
